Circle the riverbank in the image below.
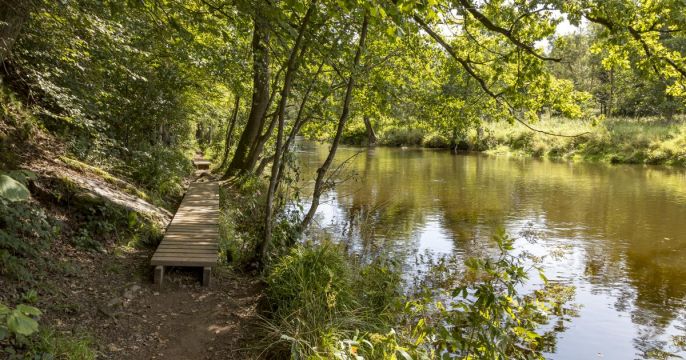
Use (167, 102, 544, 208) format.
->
(343, 116, 686, 166)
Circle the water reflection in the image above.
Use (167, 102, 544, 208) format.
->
(296, 140, 686, 359)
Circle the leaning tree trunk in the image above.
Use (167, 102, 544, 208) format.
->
(219, 94, 240, 170)
(0, 0, 33, 64)
(300, 11, 369, 231)
(224, 4, 270, 178)
(363, 115, 376, 145)
(259, 1, 316, 263)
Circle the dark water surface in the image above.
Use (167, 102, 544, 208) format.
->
(296, 141, 686, 360)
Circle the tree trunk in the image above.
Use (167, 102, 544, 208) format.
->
(363, 115, 376, 145)
(220, 94, 240, 170)
(0, 0, 32, 64)
(300, 11, 369, 231)
(259, 1, 316, 263)
(608, 67, 614, 117)
(224, 4, 270, 178)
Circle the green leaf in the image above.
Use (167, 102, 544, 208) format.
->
(0, 326, 7, 341)
(16, 304, 42, 317)
(7, 311, 39, 336)
(397, 349, 413, 360)
(0, 174, 31, 202)
(538, 270, 548, 284)
(0, 304, 10, 316)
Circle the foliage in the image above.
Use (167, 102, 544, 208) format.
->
(421, 132, 451, 149)
(0, 173, 30, 202)
(0, 171, 55, 281)
(261, 241, 403, 358)
(475, 116, 686, 165)
(218, 175, 266, 267)
(0, 302, 95, 360)
(260, 231, 575, 360)
(413, 230, 570, 359)
(379, 127, 425, 147)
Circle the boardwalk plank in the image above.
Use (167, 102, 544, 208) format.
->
(150, 179, 219, 287)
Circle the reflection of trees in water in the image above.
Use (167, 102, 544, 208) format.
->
(298, 142, 686, 355)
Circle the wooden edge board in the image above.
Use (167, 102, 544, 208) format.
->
(154, 247, 216, 253)
(152, 254, 218, 261)
(157, 244, 217, 248)
(150, 259, 216, 267)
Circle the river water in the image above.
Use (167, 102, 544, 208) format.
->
(296, 141, 686, 359)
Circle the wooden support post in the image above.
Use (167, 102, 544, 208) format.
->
(202, 267, 211, 287)
(154, 265, 164, 288)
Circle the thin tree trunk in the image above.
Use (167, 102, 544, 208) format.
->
(608, 67, 614, 117)
(225, 3, 270, 178)
(363, 115, 376, 145)
(220, 94, 240, 170)
(259, 1, 316, 262)
(300, 11, 369, 231)
(0, 0, 32, 64)
(271, 60, 326, 176)
(243, 64, 287, 172)
(255, 60, 329, 179)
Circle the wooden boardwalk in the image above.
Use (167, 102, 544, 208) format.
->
(193, 158, 211, 170)
(151, 181, 219, 287)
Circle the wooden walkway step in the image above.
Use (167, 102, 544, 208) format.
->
(193, 159, 211, 170)
(151, 181, 219, 287)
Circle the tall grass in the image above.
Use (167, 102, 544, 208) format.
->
(259, 241, 403, 358)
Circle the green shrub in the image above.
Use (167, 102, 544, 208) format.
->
(218, 175, 266, 267)
(0, 182, 55, 281)
(126, 146, 193, 204)
(341, 123, 369, 145)
(421, 131, 451, 148)
(265, 242, 355, 318)
(262, 242, 406, 358)
(259, 231, 575, 360)
(380, 127, 424, 146)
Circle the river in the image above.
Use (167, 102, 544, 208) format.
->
(296, 140, 686, 359)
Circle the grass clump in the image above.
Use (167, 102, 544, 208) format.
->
(261, 241, 403, 358)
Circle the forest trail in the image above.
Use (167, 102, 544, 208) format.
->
(100, 268, 263, 360)
(4, 129, 263, 359)
(48, 247, 263, 359)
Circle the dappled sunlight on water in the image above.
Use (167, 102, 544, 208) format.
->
(296, 140, 686, 359)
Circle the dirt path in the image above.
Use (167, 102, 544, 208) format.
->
(41, 248, 263, 360)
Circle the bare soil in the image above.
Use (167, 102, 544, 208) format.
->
(40, 247, 263, 359)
